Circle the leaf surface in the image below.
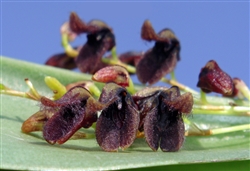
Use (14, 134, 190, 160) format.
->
(1, 56, 249, 170)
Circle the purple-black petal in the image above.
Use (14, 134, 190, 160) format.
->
(76, 28, 115, 74)
(134, 86, 193, 152)
(45, 51, 77, 70)
(96, 83, 139, 151)
(137, 36, 180, 84)
(42, 86, 98, 144)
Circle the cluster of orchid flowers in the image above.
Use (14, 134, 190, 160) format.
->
(1, 12, 250, 152)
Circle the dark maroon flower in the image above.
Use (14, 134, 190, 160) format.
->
(69, 12, 116, 74)
(42, 86, 104, 144)
(45, 49, 79, 70)
(133, 86, 193, 152)
(197, 60, 233, 96)
(96, 83, 139, 152)
(136, 20, 181, 85)
(118, 51, 144, 67)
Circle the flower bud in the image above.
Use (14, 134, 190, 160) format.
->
(197, 60, 233, 96)
(92, 65, 129, 87)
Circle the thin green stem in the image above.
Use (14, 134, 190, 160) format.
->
(1, 89, 37, 100)
(161, 77, 199, 95)
(239, 86, 250, 101)
(101, 58, 136, 73)
(0, 79, 42, 101)
(211, 124, 250, 135)
(170, 71, 176, 81)
(185, 117, 250, 136)
(111, 47, 118, 60)
(192, 105, 250, 116)
(200, 89, 208, 104)
(126, 78, 136, 95)
(25, 78, 42, 100)
(61, 33, 79, 57)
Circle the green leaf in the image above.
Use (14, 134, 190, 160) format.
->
(1, 56, 249, 170)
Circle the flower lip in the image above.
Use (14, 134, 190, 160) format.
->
(133, 86, 193, 152)
(96, 83, 139, 152)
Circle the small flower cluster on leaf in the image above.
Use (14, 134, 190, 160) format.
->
(21, 65, 193, 152)
(2, 12, 249, 154)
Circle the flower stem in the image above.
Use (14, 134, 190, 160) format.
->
(1, 89, 37, 100)
(160, 77, 199, 95)
(111, 46, 118, 60)
(211, 124, 250, 135)
(101, 58, 136, 74)
(170, 71, 176, 81)
(186, 124, 250, 136)
(1, 79, 42, 101)
(102, 47, 136, 74)
(200, 89, 208, 104)
(239, 85, 250, 101)
(192, 105, 250, 116)
(61, 33, 79, 57)
(25, 78, 42, 100)
(126, 78, 136, 95)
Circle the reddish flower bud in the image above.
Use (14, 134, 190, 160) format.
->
(133, 86, 193, 152)
(96, 83, 139, 152)
(197, 60, 234, 96)
(92, 66, 129, 87)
